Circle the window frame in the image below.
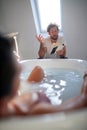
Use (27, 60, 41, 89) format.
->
(30, 0, 62, 35)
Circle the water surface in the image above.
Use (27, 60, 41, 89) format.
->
(20, 68, 83, 105)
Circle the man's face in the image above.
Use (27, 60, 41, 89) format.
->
(49, 27, 59, 40)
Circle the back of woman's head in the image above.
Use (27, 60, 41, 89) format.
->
(0, 34, 17, 98)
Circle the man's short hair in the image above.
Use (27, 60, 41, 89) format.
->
(47, 23, 59, 32)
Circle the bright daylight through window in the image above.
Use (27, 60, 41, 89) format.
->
(37, 0, 61, 32)
(30, 0, 61, 34)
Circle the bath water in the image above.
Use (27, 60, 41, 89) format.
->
(20, 68, 83, 105)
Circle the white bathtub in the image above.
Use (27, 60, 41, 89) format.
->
(0, 59, 87, 130)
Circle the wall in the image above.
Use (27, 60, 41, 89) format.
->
(0, 1, 6, 32)
(0, 0, 87, 60)
(62, 0, 87, 60)
(0, 0, 39, 60)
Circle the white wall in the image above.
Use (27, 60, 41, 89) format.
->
(0, 1, 6, 31)
(0, 0, 87, 60)
(0, 0, 39, 60)
(62, 0, 87, 60)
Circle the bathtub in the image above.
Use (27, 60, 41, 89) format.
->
(0, 59, 87, 130)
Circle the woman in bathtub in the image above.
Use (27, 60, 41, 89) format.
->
(0, 34, 87, 117)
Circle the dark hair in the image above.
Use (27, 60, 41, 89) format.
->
(47, 23, 59, 32)
(0, 34, 17, 98)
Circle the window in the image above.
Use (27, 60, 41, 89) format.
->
(30, 0, 62, 34)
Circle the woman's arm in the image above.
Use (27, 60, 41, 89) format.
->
(30, 73, 87, 115)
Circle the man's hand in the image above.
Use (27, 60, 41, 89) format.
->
(36, 34, 45, 44)
(56, 46, 66, 57)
